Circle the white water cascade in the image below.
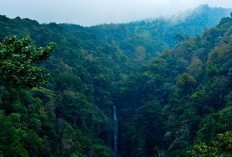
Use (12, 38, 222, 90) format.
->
(113, 106, 118, 157)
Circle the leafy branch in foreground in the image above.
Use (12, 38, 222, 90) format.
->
(0, 35, 55, 88)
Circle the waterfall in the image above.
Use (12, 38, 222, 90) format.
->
(113, 106, 118, 157)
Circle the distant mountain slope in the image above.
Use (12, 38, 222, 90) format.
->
(90, 5, 231, 58)
(0, 5, 230, 73)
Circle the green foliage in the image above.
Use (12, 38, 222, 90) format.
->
(0, 35, 55, 88)
(0, 110, 29, 157)
(131, 102, 163, 157)
(188, 131, 232, 157)
(197, 106, 232, 143)
(0, 5, 230, 157)
(177, 73, 196, 93)
(115, 12, 232, 157)
(187, 143, 219, 157)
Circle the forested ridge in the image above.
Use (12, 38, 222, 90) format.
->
(0, 5, 231, 157)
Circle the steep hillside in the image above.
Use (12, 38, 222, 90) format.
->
(91, 5, 231, 61)
(117, 15, 232, 157)
(0, 5, 231, 157)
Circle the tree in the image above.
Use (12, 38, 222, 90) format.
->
(187, 57, 203, 75)
(187, 131, 232, 157)
(177, 73, 196, 93)
(0, 35, 55, 88)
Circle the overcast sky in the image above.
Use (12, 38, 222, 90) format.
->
(0, 0, 231, 26)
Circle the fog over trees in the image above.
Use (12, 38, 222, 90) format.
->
(0, 3, 231, 157)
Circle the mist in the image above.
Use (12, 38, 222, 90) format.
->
(0, 0, 231, 26)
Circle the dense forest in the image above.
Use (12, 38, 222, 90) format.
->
(0, 4, 231, 157)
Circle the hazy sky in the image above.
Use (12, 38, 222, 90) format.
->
(0, 0, 232, 26)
